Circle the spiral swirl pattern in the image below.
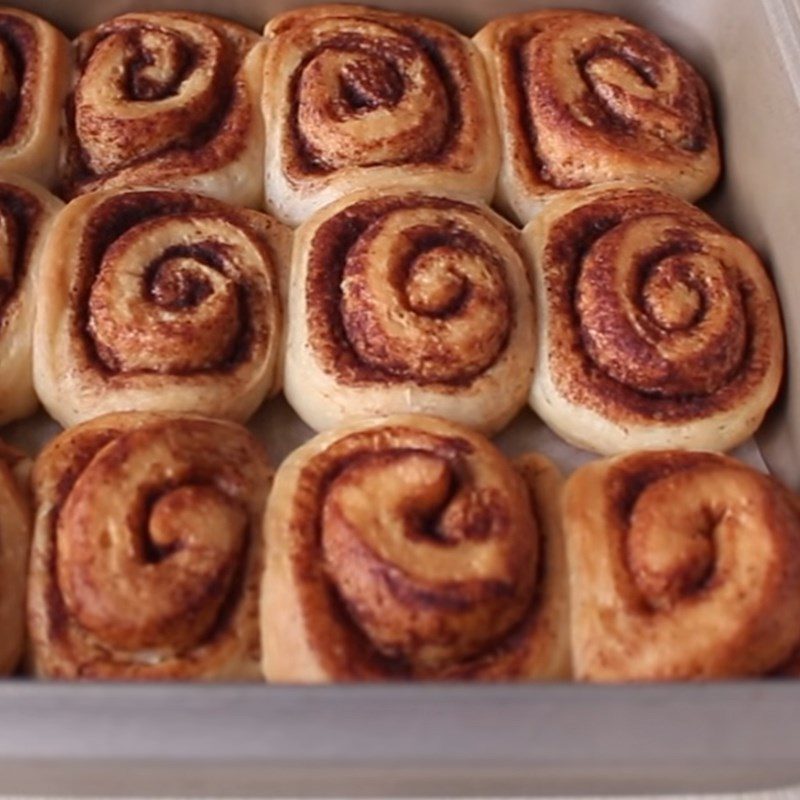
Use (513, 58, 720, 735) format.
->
(0, 10, 69, 185)
(525, 183, 784, 454)
(263, 5, 500, 225)
(33, 189, 287, 427)
(27, 413, 271, 680)
(474, 10, 720, 222)
(564, 450, 800, 680)
(262, 416, 568, 681)
(62, 12, 265, 205)
(286, 191, 535, 434)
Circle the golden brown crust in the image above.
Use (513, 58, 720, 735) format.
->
(0, 173, 61, 424)
(27, 412, 272, 680)
(474, 10, 720, 223)
(564, 450, 800, 681)
(261, 415, 569, 682)
(61, 12, 265, 206)
(284, 189, 535, 434)
(524, 183, 784, 454)
(0, 8, 70, 186)
(33, 188, 289, 427)
(262, 4, 500, 225)
(0, 439, 31, 675)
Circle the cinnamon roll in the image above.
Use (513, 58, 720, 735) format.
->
(474, 10, 720, 223)
(0, 9, 69, 186)
(27, 412, 271, 680)
(564, 450, 800, 681)
(61, 12, 265, 207)
(524, 183, 784, 454)
(0, 174, 62, 425)
(284, 190, 535, 434)
(262, 5, 500, 225)
(33, 188, 289, 428)
(0, 441, 31, 676)
(261, 415, 570, 682)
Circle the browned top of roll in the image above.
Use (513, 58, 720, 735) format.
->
(28, 412, 271, 679)
(69, 190, 279, 381)
(277, 421, 542, 679)
(305, 192, 525, 388)
(266, 4, 487, 177)
(477, 10, 719, 197)
(537, 185, 783, 424)
(61, 12, 260, 196)
(565, 449, 800, 680)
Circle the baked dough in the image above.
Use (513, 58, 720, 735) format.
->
(474, 10, 720, 223)
(0, 9, 70, 186)
(0, 173, 62, 424)
(33, 188, 289, 427)
(262, 4, 500, 225)
(61, 12, 265, 207)
(27, 412, 272, 680)
(261, 415, 570, 681)
(284, 189, 535, 435)
(564, 450, 800, 680)
(523, 182, 783, 455)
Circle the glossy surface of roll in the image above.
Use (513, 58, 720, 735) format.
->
(263, 4, 500, 225)
(33, 188, 289, 427)
(0, 8, 69, 186)
(524, 183, 783, 454)
(0, 441, 31, 676)
(285, 190, 535, 434)
(27, 412, 271, 680)
(0, 173, 61, 424)
(262, 415, 569, 682)
(61, 12, 265, 206)
(474, 10, 720, 223)
(564, 450, 800, 681)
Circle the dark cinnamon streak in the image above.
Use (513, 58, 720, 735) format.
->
(44, 427, 122, 643)
(547, 189, 770, 422)
(0, 14, 37, 147)
(288, 426, 540, 678)
(510, 30, 548, 186)
(610, 451, 718, 614)
(287, 23, 463, 175)
(605, 452, 796, 618)
(0, 183, 41, 315)
(61, 15, 256, 196)
(146, 246, 219, 310)
(43, 421, 254, 660)
(307, 194, 514, 387)
(448, 474, 547, 679)
(507, 16, 712, 189)
(133, 478, 219, 563)
(124, 28, 195, 101)
(74, 191, 258, 376)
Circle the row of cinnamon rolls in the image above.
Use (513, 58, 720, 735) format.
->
(0, 411, 797, 681)
(1, 173, 783, 456)
(0, 5, 719, 224)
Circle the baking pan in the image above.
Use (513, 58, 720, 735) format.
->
(3, 0, 800, 796)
